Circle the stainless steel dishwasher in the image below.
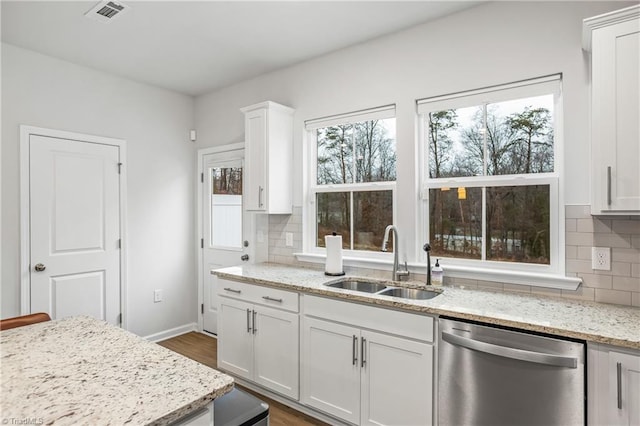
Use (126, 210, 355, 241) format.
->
(438, 318, 585, 426)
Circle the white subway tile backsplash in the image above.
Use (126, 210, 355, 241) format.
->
(503, 283, 531, 293)
(595, 289, 632, 306)
(576, 219, 595, 233)
(612, 220, 640, 234)
(565, 232, 594, 246)
(562, 286, 595, 301)
(593, 232, 632, 248)
(531, 287, 562, 297)
(593, 218, 613, 233)
(476, 280, 504, 292)
(612, 276, 640, 292)
(566, 259, 594, 274)
(576, 246, 592, 260)
(612, 248, 640, 263)
(578, 273, 612, 289)
(266, 205, 640, 307)
(606, 262, 632, 277)
(565, 205, 591, 219)
(632, 263, 640, 278)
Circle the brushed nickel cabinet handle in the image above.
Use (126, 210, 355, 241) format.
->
(361, 337, 367, 368)
(252, 310, 257, 334)
(262, 296, 283, 303)
(617, 361, 622, 410)
(246, 309, 251, 333)
(258, 186, 264, 208)
(607, 166, 612, 206)
(223, 287, 241, 294)
(352, 335, 358, 366)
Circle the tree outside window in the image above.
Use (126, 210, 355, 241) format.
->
(313, 115, 396, 252)
(425, 93, 556, 265)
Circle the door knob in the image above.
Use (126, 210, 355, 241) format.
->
(241, 254, 249, 261)
(34, 263, 46, 272)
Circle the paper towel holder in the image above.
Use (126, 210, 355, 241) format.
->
(324, 232, 345, 276)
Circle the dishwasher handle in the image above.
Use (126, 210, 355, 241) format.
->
(442, 331, 578, 369)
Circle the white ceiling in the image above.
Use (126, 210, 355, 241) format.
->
(1, 1, 481, 96)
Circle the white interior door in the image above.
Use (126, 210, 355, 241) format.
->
(202, 150, 250, 334)
(29, 134, 121, 325)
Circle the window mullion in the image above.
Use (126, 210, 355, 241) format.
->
(348, 191, 353, 250)
(481, 187, 487, 261)
(351, 125, 356, 184)
(482, 104, 488, 176)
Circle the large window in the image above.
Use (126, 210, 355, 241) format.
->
(307, 105, 396, 252)
(418, 75, 561, 270)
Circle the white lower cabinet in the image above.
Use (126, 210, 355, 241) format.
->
(218, 296, 299, 399)
(302, 296, 434, 426)
(361, 331, 433, 426)
(588, 344, 640, 426)
(302, 317, 361, 424)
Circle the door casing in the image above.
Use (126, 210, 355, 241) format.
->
(19, 125, 128, 328)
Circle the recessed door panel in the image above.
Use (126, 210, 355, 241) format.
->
(53, 152, 105, 253)
(52, 271, 105, 320)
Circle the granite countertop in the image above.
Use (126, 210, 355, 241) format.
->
(213, 263, 640, 350)
(0, 316, 234, 425)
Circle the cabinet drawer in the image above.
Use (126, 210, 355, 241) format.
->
(218, 279, 299, 312)
(304, 295, 434, 343)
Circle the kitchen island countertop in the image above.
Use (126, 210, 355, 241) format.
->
(213, 263, 640, 350)
(0, 316, 234, 425)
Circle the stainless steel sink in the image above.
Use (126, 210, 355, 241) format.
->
(325, 279, 387, 293)
(378, 287, 440, 300)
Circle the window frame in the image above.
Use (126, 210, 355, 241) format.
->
(417, 75, 565, 276)
(206, 157, 245, 252)
(304, 105, 398, 260)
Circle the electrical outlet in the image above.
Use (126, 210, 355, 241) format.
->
(154, 289, 163, 303)
(591, 247, 611, 271)
(285, 232, 294, 247)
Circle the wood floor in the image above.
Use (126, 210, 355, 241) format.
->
(158, 332, 329, 426)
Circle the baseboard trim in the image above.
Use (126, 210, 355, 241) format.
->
(228, 375, 350, 426)
(144, 322, 198, 342)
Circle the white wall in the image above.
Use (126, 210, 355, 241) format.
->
(1, 44, 197, 337)
(195, 1, 633, 262)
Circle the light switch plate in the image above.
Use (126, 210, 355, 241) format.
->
(591, 247, 611, 271)
(285, 232, 294, 247)
(154, 289, 163, 303)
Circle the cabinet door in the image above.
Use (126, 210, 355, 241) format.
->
(301, 317, 361, 424)
(361, 330, 433, 426)
(592, 18, 640, 212)
(217, 297, 254, 380)
(244, 108, 267, 211)
(608, 351, 640, 426)
(253, 306, 299, 400)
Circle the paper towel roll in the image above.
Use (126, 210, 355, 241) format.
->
(325, 234, 345, 276)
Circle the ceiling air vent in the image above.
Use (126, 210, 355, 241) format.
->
(85, 1, 130, 23)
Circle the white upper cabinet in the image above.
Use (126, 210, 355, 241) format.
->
(241, 101, 294, 214)
(584, 6, 640, 215)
